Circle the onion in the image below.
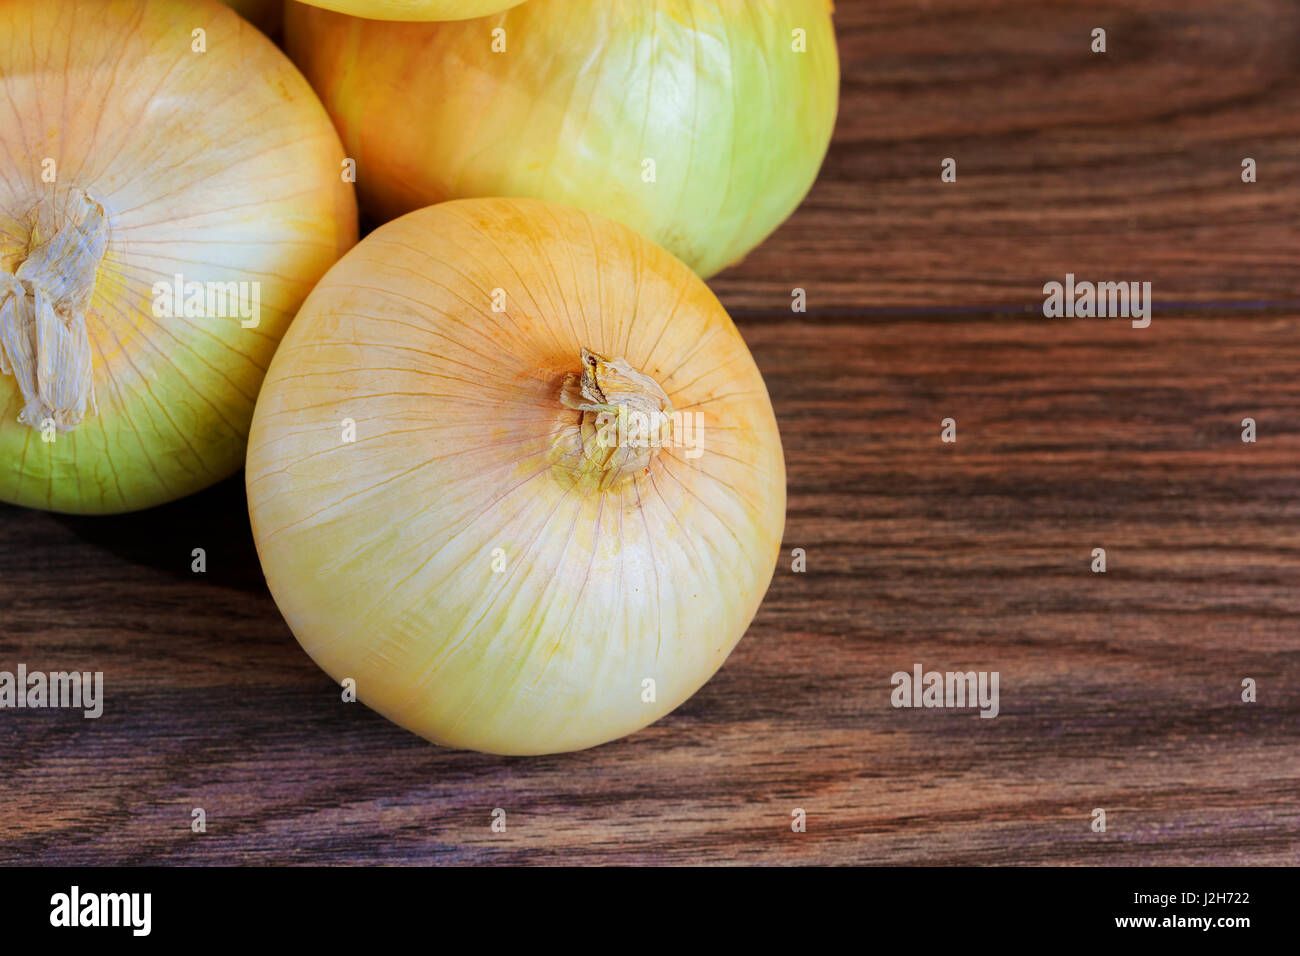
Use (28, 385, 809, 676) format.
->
(285, 0, 839, 277)
(246, 198, 786, 755)
(291, 0, 525, 19)
(0, 0, 357, 514)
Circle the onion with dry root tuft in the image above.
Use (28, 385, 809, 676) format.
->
(246, 197, 786, 755)
(0, 0, 356, 514)
(285, 0, 839, 278)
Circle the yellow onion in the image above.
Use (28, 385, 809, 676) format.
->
(0, 0, 356, 514)
(285, 0, 839, 278)
(246, 198, 785, 754)
(291, 0, 525, 19)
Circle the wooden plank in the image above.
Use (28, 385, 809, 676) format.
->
(715, 0, 1300, 311)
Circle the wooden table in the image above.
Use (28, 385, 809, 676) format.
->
(2, 0, 1298, 865)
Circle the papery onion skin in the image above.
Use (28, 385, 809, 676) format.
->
(0, 0, 357, 514)
(246, 198, 786, 755)
(292, 0, 525, 20)
(285, 0, 839, 278)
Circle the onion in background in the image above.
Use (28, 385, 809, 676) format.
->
(246, 198, 786, 755)
(286, 0, 839, 277)
(291, 0, 525, 20)
(0, 0, 357, 513)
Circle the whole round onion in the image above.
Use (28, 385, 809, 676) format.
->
(246, 198, 786, 755)
(285, 0, 839, 278)
(0, 0, 357, 513)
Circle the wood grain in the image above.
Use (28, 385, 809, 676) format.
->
(717, 0, 1300, 312)
(2, 0, 1299, 864)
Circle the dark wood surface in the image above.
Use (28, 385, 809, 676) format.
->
(2, 0, 1299, 865)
